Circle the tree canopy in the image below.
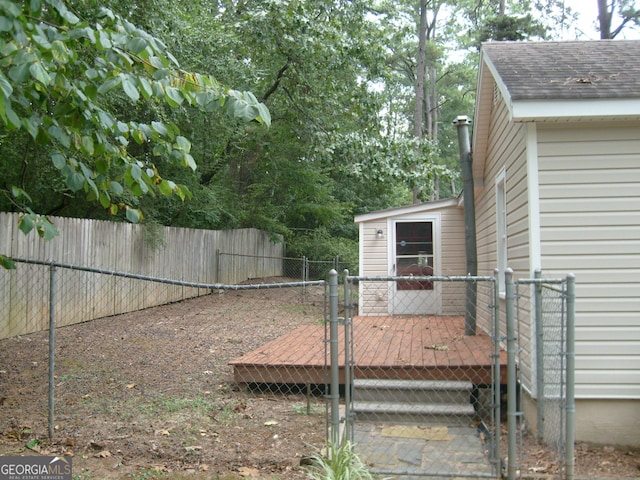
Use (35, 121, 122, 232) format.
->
(0, 0, 608, 268)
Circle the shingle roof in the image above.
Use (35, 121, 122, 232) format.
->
(482, 40, 640, 100)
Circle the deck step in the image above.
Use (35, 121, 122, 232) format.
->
(352, 379, 476, 426)
(352, 401, 475, 426)
(353, 379, 473, 405)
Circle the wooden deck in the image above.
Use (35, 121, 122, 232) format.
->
(230, 316, 507, 386)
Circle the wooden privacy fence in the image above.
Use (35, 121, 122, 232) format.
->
(0, 213, 284, 339)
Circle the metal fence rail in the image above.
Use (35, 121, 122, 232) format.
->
(339, 273, 502, 479)
(216, 252, 357, 282)
(513, 272, 575, 480)
(0, 260, 326, 473)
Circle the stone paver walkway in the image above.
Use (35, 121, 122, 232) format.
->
(352, 423, 497, 479)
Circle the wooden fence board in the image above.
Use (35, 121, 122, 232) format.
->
(0, 213, 284, 339)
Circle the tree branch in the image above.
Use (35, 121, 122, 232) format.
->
(262, 63, 289, 102)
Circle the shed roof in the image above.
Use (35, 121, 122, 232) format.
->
(354, 197, 460, 224)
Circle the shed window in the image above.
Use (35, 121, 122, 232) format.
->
(395, 222, 434, 290)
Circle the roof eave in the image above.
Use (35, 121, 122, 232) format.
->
(354, 197, 460, 224)
(511, 98, 640, 122)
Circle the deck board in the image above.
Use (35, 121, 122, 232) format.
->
(230, 316, 507, 385)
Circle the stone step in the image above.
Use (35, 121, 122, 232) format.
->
(353, 378, 473, 405)
(351, 400, 475, 426)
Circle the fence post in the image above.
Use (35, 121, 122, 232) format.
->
(505, 268, 517, 480)
(48, 265, 56, 439)
(565, 274, 576, 480)
(215, 249, 220, 284)
(328, 269, 341, 449)
(342, 270, 352, 444)
(534, 269, 544, 441)
(492, 269, 502, 478)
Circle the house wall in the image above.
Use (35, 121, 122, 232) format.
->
(357, 205, 466, 316)
(477, 99, 640, 444)
(537, 122, 640, 402)
(474, 93, 535, 377)
(358, 219, 391, 315)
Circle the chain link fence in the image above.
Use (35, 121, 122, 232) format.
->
(341, 274, 502, 479)
(0, 258, 330, 477)
(0, 257, 575, 479)
(216, 252, 357, 282)
(514, 272, 576, 480)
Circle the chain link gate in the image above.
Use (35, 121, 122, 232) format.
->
(512, 272, 576, 480)
(338, 273, 503, 479)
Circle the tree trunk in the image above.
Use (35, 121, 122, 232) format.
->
(598, 0, 612, 39)
(413, 0, 428, 203)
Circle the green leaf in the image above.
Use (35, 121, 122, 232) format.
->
(175, 136, 191, 152)
(138, 77, 152, 99)
(97, 30, 112, 49)
(18, 214, 35, 235)
(11, 186, 32, 203)
(183, 153, 196, 170)
(29, 61, 52, 85)
(23, 116, 39, 139)
(130, 163, 142, 181)
(164, 86, 183, 107)
(95, 158, 108, 174)
(67, 172, 85, 191)
(9, 63, 30, 83)
(97, 76, 121, 94)
(37, 219, 58, 241)
(0, 16, 13, 32)
(125, 207, 142, 223)
(126, 37, 147, 54)
(121, 74, 139, 102)
(257, 103, 272, 127)
(151, 121, 168, 136)
(0, 254, 15, 270)
(158, 179, 175, 195)
(81, 136, 94, 155)
(109, 181, 124, 195)
(98, 192, 111, 208)
(0, 72, 12, 97)
(51, 40, 70, 64)
(51, 153, 66, 169)
(48, 126, 71, 148)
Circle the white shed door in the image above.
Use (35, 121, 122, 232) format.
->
(391, 220, 438, 314)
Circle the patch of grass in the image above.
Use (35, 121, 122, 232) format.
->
(135, 395, 214, 416)
(126, 468, 166, 479)
(305, 441, 374, 480)
(292, 402, 324, 415)
(72, 467, 95, 479)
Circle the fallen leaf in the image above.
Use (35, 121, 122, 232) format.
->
(156, 429, 170, 436)
(126, 383, 136, 389)
(184, 446, 202, 452)
(264, 420, 278, 426)
(94, 450, 111, 458)
(238, 466, 260, 477)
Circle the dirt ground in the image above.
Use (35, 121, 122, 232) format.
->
(0, 283, 638, 479)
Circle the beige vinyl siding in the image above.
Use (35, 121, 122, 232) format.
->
(439, 206, 466, 315)
(356, 203, 465, 316)
(359, 220, 390, 315)
(475, 92, 538, 388)
(537, 122, 640, 399)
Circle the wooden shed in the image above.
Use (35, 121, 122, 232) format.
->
(354, 197, 466, 316)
